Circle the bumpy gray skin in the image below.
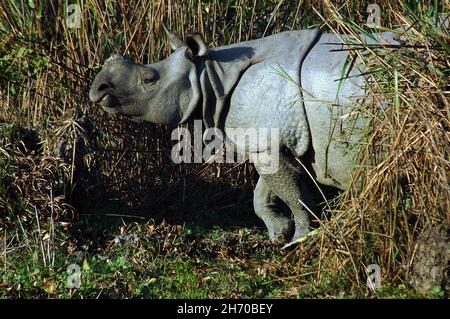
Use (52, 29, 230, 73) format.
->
(89, 26, 398, 243)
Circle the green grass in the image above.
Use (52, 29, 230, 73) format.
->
(2, 210, 436, 299)
(0, 214, 285, 298)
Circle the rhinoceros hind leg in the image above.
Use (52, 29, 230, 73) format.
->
(254, 152, 314, 242)
(254, 178, 294, 241)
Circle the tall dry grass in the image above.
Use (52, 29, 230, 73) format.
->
(284, 0, 449, 290)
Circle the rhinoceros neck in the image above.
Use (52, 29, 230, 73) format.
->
(178, 63, 204, 124)
(200, 55, 254, 133)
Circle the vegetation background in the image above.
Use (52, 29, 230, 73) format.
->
(0, 0, 448, 298)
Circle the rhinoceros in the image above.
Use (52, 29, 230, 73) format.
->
(89, 25, 398, 243)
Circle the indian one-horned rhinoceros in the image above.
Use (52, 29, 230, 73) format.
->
(89, 25, 398, 243)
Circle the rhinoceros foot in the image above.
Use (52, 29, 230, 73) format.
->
(267, 216, 295, 242)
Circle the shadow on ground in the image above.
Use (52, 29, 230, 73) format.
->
(76, 173, 264, 234)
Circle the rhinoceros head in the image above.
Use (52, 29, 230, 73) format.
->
(89, 25, 208, 126)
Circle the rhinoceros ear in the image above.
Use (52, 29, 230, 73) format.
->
(161, 23, 185, 51)
(185, 32, 208, 59)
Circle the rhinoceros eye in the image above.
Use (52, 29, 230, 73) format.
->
(143, 74, 155, 84)
(142, 68, 158, 85)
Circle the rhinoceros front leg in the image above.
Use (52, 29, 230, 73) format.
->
(254, 178, 294, 241)
(253, 152, 314, 242)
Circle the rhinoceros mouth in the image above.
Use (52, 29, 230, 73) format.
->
(98, 94, 122, 113)
(101, 104, 121, 114)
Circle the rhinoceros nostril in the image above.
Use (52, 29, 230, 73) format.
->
(89, 81, 114, 103)
(98, 83, 112, 91)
